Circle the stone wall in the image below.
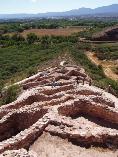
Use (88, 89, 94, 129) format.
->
(0, 65, 118, 155)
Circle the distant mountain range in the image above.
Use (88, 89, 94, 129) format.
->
(0, 4, 118, 19)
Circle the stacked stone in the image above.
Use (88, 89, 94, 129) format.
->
(0, 65, 117, 155)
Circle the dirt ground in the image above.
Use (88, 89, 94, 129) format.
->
(21, 27, 83, 37)
(86, 51, 118, 81)
(30, 132, 118, 157)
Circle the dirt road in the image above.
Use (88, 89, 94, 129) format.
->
(86, 52, 118, 81)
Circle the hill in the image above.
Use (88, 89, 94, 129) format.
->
(92, 25, 118, 41)
(0, 4, 118, 19)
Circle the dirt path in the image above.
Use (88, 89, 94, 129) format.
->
(86, 51, 118, 81)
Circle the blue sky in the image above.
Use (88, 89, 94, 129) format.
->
(0, 0, 118, 14)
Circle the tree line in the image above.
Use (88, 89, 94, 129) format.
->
(0, 33, 78, 48)
(0, 19, 117, 34)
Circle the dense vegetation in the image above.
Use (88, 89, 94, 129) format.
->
(0, 19, 118, 34)
(1, 85, 21, 105)
(0, 19, 118, 105)
(0, 35, 77, 83)
(92, 43, 118, 60)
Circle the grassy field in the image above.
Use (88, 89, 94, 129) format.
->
(0, 43, 65, 86)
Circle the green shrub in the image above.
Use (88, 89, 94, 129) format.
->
(2, 85, 21, 105)
(93, 45, 118, 60)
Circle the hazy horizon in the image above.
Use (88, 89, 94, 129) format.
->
(0, 0, 118, 14)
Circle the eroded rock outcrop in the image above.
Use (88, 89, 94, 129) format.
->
(0, 65, 118, 156)
(92, 25, 118, 41)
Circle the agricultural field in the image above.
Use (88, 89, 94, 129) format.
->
(9, 27, 84, 37)
(22, 27, 83, 37)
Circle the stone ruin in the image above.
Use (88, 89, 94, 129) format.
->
(0, 65, 118, 156)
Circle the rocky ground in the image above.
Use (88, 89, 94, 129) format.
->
(0, 64, 118, 157)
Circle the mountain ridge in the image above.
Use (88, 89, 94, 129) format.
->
(0, 4, 118, 19)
